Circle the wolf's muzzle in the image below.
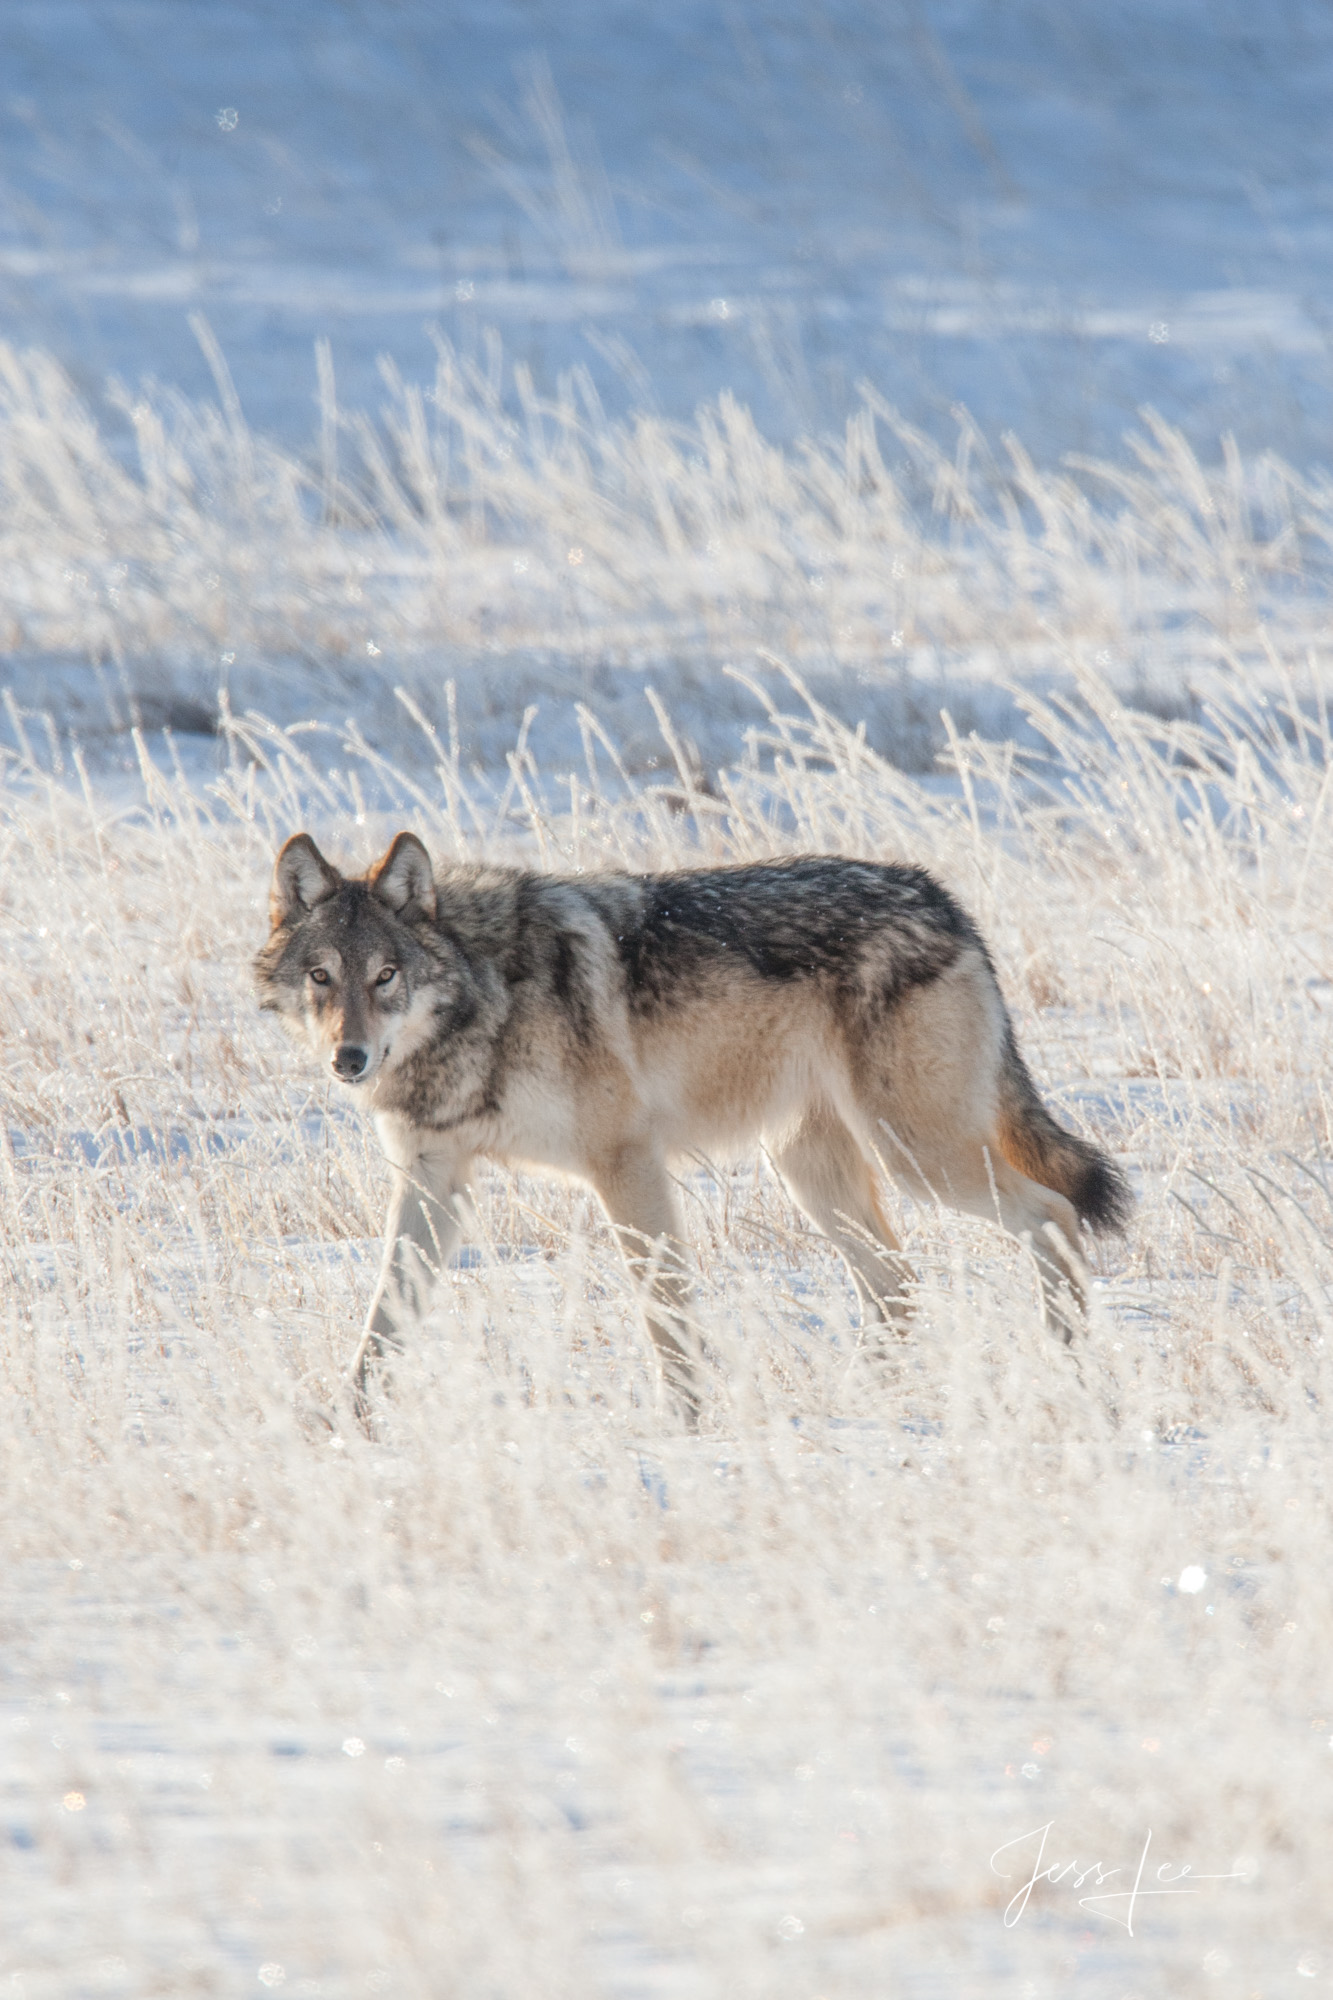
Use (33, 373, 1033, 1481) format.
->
(332, 1043, 369, 1080)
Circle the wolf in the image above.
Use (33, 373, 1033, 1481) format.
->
(254, 831, 1130, 1417)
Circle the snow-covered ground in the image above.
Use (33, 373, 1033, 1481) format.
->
(5, 0, 1333, 783)
(6, 687, 1333, 1996)
(6, 0, 1333, 466)
(4, 6, 1333, 1995)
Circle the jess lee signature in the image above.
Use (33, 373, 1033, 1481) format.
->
(991, 1821, 1249, 1934)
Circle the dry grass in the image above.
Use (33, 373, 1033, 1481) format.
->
(2, 651, 1332, 1997)
(1, 334, 1329, 705)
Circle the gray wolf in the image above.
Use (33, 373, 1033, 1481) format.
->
(254, 832, 1130, 1417)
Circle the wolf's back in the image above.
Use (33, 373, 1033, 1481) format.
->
(995, 1027, 1131, 1235)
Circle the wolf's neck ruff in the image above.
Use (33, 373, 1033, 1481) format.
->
(255, 833, 1130, 1422)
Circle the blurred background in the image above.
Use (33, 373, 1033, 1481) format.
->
(5, 0, 1333, 468)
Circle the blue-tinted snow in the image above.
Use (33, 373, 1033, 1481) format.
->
(3, 0, 1333, 467)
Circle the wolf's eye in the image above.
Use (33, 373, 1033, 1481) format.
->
(375, 965, 398, 987)
(309, 967, 331, 986)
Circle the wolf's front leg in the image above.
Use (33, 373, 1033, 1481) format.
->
(349, 1134, 472, 1402)
(590, 1144, 700, 1427)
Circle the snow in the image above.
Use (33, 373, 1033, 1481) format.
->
(5, 680, 1333, 1993)
(5, 0, 1333, 464)
(4, 7, 1333, 1995)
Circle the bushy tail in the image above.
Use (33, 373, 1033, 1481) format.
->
(996, 1027, 1132, 1235)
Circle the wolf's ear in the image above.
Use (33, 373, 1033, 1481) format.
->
(369, 831, 436, 922)
(271, 834, 340, 927)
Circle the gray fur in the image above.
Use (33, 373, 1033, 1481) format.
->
(255, 834, 1130, 1420)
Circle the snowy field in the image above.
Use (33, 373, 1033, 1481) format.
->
(6, 684, 1333, 1997)
(4, 3, 1333, 1996)
(7, 0, 1333, 466)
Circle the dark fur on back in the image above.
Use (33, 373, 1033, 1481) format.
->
(594, 857, 983, 1013)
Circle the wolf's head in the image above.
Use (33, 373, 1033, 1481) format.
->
(254, 830, 448, 1089)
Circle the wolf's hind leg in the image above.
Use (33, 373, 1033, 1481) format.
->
(980, 1157, 1087, 1342)
(589, 1145, 699, 1425)
(773, 1104, 914, 1329)
(882, 1132, 1087, 1341)
(350, 1145, 471, 1400)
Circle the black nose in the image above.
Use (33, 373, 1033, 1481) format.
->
(332, 1044, 368, 1079)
